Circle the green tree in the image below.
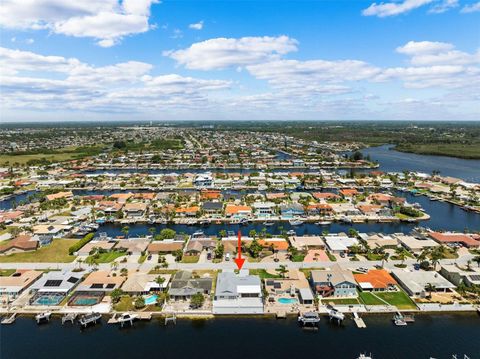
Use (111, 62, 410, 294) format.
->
(248, 239, 263, 258)
(157, 228, 176, 240)
(110, 288, 123, 304)
(214, 243, 224, 259)
(134, 296, 145, 309)
(190, 292, 205, 309)
(121, 226, 130, 238)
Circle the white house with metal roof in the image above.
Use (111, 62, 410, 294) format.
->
(213, 270, 264, 314)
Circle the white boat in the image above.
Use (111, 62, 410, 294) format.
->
(394, 318, 407, 326)
(357, 354, 373, 359)
(316, 220, 332, 225)
(289, 219, 304, 226)
(286, 230, 296, 236)
(263, 221, 274, 226)
(35, 311, 52, 324)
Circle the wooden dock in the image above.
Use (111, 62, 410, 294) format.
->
(353, 312, 367, 328)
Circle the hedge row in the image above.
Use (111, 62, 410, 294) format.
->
(69, 233, 95, 255)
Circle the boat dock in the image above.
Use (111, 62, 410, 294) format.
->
(62, 313, 77, 325)
(79, 312, 101, 327)
(353, 312, 366, 328)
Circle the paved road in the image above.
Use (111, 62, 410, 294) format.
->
(0, 256, 473, 272)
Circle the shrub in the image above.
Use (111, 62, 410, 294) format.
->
(69, 233, 95, 255)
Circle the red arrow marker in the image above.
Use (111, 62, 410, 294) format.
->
(234, 230, 245, 270)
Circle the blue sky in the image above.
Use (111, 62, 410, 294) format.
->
(0, 0, 479, 122)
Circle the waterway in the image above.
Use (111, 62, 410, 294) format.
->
(1, 315, 479, 359)
(360, 145, 480, 183)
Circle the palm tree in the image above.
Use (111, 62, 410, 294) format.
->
(149, 227, 156, 237)
(276, 265, 288, 278)
(121, 225, 130, 238)
(381, 252, 390, 268)
(425, 283, 436, 298)
(430, 249, 443, 271)
(395, 247, 406, 266)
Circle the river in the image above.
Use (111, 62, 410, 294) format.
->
(1, 315, 479, 359)
(360, 145, 480, 183)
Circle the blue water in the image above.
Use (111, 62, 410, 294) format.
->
(278, 298, 298, 304)
(2, 315, 479, 359)
(361, 145, 480, 182)
(144, 294, 158, 305)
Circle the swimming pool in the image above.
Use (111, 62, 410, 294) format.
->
(144, 294, 158, 306)
(32, 295, 63, 306)
(70, 297, 101, 306)
(277, 297, 298, 304)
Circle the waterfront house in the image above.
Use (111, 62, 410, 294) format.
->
(290, 235, 325, 250)
(258, 237, 289, 252)
(175, 206, 200, 217)
(224, 204, 252, 218)
(394, 234, 439, 254)
(339, 188, 358, 199)
(391, 269, 455, 297)
(32, 224, 67, 245)
(428, 232, 480, 248)
(324, 235, 359, 254)
(280, 203, 305, 218)
(123, 202, 147, 217)
(310, 265, 357, 298)
(354, 269, 398, 292)
(168, 271, 213, 300)
(202, 201, 223, 214)
(185, 238, 217, 255)
(0, 270, 43, 300)
(440, 265, 480, 287)
(77, 241, 116, 256)
(75, 270, 125, 294)
(29, 270, 82, 305)
(213, 271, 264, 315)
(194, 173, 214, 188)
(115, 238, 150, 256)
(45, 191, 73, 201)
(147, 240, 184, 254)
(306, 203, 333, 216)
(121, 272, 171, 295)
(312, 192, 340, 201)
(252, 201, 276, 217)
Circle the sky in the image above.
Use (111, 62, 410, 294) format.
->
(0, 0, 479, 122)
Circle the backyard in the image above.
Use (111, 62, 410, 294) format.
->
(0, 239, 76, 263)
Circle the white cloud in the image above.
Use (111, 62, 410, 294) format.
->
(246, 59, 380, 94)
(396, 41, 480, 66)
(189, 21, 204, 30)
(428, 0, 458, 13)
(0, 0, 159, 47)
(362, 0, 433, 17)
(460, 1, 480, 13)
(164, 36, 298, 70)
(0, 46, 230, 112)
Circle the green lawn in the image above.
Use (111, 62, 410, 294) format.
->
(322, 298, 360, 305)
(87, 250, 126, 263)
(114, 295, 135, 312)
(0, 239, 76, 263)
(0, 269, 16, 276)
(181, 255, 200, 263)
(359, 290, 417, 309)
(249, 269, 281, 279)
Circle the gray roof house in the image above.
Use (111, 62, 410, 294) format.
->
(213, 270, 264, 314)
(310, 265, 357, 298)
(168, 271, 213, 300)
(391, 269, 456, 297)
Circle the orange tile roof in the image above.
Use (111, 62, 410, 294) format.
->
(258, 239, 289, 251)
(225, 205, 252, 214)
(340, 189, 358, 196)
(353, 269, 397, 289)
(429, 232, 480, 247)
(175, 206, 200, 213)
